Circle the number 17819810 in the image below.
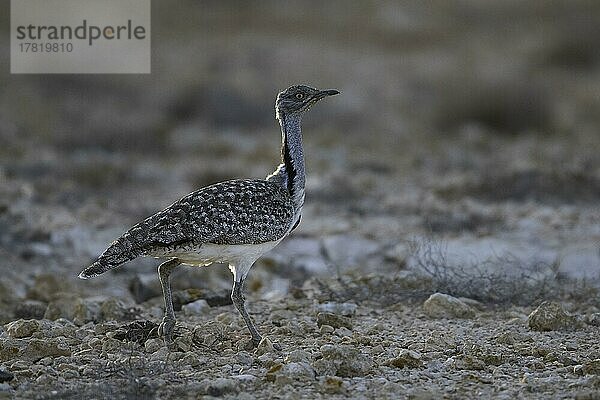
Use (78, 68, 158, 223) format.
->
(19, 42, 73, 52)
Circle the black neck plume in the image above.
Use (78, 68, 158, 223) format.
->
(278, 112, 305, 208)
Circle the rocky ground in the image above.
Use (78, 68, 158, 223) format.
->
(1, 284, 600, 399)
(1, 1, 600, 399)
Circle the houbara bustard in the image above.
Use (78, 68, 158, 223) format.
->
(79, 85, 339, 347)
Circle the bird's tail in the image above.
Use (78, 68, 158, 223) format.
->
(78, 232, 146, 279)
(78, 260, 111, 279)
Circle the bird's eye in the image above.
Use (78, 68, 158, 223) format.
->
(295, 93, 304, 100)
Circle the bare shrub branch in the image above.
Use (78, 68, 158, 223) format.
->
(408, 236, 599, 306)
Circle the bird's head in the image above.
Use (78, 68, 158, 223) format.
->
(276, 85, 339, 119)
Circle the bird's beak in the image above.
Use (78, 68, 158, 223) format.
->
(320, 89, 340, 97)
(313, 89, 340, 101)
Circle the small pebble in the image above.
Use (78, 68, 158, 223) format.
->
(182, 299, 210, 316)
(316, 312, 353, 330)
(423, 293, 476, 319)
(0, 370, 14, 383)
(528, 301, 582, 331)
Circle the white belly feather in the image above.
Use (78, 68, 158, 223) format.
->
(147, 239, 283, 281)
(165, 240, 282, 267)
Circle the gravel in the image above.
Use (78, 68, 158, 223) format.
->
(0, 278, 597, 398)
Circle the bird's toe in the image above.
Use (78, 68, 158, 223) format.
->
(158, 317, 176, 345)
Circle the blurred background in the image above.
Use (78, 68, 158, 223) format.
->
(0, 0, 599, 316)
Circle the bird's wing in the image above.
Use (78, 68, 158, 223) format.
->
(143, 179, 296, 249)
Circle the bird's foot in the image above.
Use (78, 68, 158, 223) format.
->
(250, 335, 282, 352)
(158, 317, 176, 348)
(252, 335, 263, 348)
(241, 335, 261, 351)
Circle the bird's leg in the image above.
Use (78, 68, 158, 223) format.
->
(157, 258, 181, 347)
(231, 279, 262, 347)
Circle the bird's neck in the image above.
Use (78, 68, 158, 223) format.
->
(274, 112, 305, 208)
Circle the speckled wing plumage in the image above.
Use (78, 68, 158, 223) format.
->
(149, 179, 296, 246)
(79, 179, 295, 278)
